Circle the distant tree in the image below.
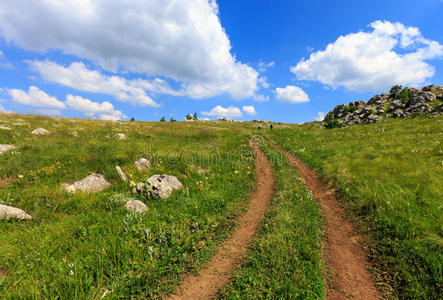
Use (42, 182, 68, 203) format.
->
(160, 116, 166, 122)
(186, 114, 193, 120)
(390, 85, 402, 97)
(193, 112, 198, 120)
(170, 117, 176, 122)
(130, 117, 135, 121)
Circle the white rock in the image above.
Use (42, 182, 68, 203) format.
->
(116, 133, 127, 140)
(61, 173, 110, 193)
(0, 204, 32, 220)
(147, 174, 183, 199)
(0, 144, 16, 155)
(125, 200, 148, 213)
(115, 166, 128, 181)
(32, 128, 49, 135)
(72, 131, 78, 137)
(135, 158, 150, 171)
(0, 126, 11, 130)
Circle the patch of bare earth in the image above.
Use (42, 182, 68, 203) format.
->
(166, 138, 274, 300)
(0, 268, 7, 277)
(269, 140, 381, 299)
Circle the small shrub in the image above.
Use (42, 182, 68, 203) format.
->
(390, 85, 402, 97)
(324, 119, 341, 129)
(400, 88, 410, 105)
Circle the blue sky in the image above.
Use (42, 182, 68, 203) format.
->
(0, 0, 442, 123)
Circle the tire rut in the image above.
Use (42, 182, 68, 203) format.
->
(268, 138, 381, 300)
(166, 138, 274, 300)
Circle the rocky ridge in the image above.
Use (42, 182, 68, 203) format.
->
(323, 85, 443, 127)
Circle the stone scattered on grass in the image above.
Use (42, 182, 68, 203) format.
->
(115, 166, 128, 181)
(0, 204, 32, 220)
(146, 175, 183, 199)
(0, 144, 16, 155)
(125, 200, 148, 213)
(135, 158, 150, 171)
(204, 143, 218, 147)
(116, 133, 127, 140)
(61, 173, 110, 193)
(32, 128, 49, 135)
(0, 126, 11, 130)
(72, 131, 78, 137)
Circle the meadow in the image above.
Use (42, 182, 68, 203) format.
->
(0, 114, 256, 298)
(266, 115, 443, 299)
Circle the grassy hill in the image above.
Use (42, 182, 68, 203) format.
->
(1, 112, 442, 299)
(266, 115, 443, 298)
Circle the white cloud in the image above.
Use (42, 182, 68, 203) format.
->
(258, 61, 275, 72)
(315, 112, 325, 121)
(258, 76, 270, 89)
(65, 94, 126, 120)
(29, 60, 159, 107)
(275, 85, 310, 103)
(253, 94, 270, 102)
(201, 105, 242, 119)
(7, 86, 66, 109)
(0, 0, 259, 99)
(6, 85, 126, 120)
(291, 21, 443, 92)
(242, 105, 257, 116)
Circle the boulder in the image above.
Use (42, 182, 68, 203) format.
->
(349, 100, 366, 109)
(391, 100, 405, 110)
(135, 158, 150, 171)
(0, 144, 16, 155)
(132, 182, 146, 194)
(367, 94, 389, 105)
(125, 200, 148, 213)
(32, 128, 49, 135)
(62, 173, 110, 193)
(409, 91, 436, 107)
(146, 175, 183, 199)
(392, 109, 406, 118)
(115, 166, 128, 181)
(116, 133, 127, 140)
(0, 204, 32, 220)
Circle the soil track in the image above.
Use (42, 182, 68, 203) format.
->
(268, 139, 381, 299)
(167, 138, 274, 300)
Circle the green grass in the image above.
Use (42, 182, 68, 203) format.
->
(219, 138, 324, 299)
(0, 114, 256, 298)
(266, 116, 443, 299)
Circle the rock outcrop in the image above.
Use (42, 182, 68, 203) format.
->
(324, 85, 443, 127)
(0, 204, 32, 220)
(61, 173, 110, 193)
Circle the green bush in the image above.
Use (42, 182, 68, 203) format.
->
(400, 88, 410, 105)
(324, 119, 341, 129)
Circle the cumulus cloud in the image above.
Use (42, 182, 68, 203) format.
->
(0, 0, 259, 99)
(7, 86, 66, 109)
(291, 21, 443, 92)
(275, 85, 310, 103)
(201, 105, 242, 119)
(29, 60, 159, 107)
(242, 105, 257, 116)
(65, 94, 126, 120)
(6, 86, 126, 120)
(315, 112, 325, 121)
